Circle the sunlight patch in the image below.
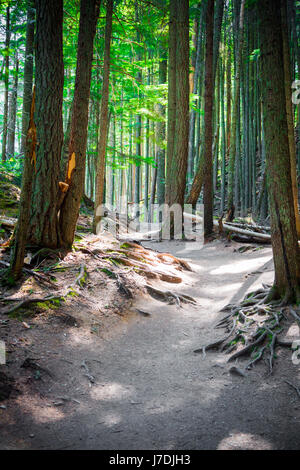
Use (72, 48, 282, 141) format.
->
(210, 256, 271, 275)
(217, 432, 273, 450)
(90, 382, 134, 401)
(100, 412, 122, 427)
(15, 397, 65, 423)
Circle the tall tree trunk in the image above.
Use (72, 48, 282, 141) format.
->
(21, 0, 35, 154)
(186, 0, 223, 207)
(2, 6, 10, 162)
(226, 0, 245, 220)
(167, 0, 189, 237)
(7, 56, 19, 157)
(187, 2, 204, 186)
(165, 0, 177, 205)
(6, 87, 36, 283)
(59, 0, 100, 247)
(226, 37, 232, 164)
(281, 0, 300, 238)
(203, 0, 215, 237)
(60, 103, 73, 179)
(28, 0, 64, 248)
(156, 49, 167, 206)
(259, 0, 300, 302)
(220, 57, 226, 214)
(93, 0, 113, 233)
(213, 0, 225, 84)
(134, 0, 142, 219)
(109, 117, 116, 207)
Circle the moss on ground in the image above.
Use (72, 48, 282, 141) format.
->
(0, 177, 20, 217)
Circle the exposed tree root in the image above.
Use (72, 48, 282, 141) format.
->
(0, 263, 90, 315)
(30, 248, 64, 265)
(116, 273, 133, 298)
(284, 380, 300, 399)
(75, 264, 88, 287)
(195, 285, 300, 374)
(0, 235, 193, 318)
(75, 240, 191, 286)
(146, 284, 197, 307)
(194, 320, 237, 356)
(290, 308, 300, 326)
(0, 293, 66, 315)
(0, 259, 56, 287)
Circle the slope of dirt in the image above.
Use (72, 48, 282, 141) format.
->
(1, 239, 300, 450)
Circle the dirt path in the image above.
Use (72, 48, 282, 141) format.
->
(1, 240, 300, 450)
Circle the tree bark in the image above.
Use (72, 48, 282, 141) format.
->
(226, 0, 245, 220)
(213, 0, 225, 85)
(134, 0, 142, 219)
(2, 6, 10, 162)
(7, 87, 36, 282)
(187, 2, 204, 186)
(21, 0, 35, 154)
(186, 0, 223, 208)
(7, 56, 19, 157)
(168, 0, 189, 222)
(259, 0, 300, 302)
(156, 50, 167, 206)
(281, 0, 300, 238)
(93, 0, 113, 233)
(28, 0, 64, 248)
(59, 0, 100, 247)
(203, 0, 215, 237)
(165, 0, 177, 205)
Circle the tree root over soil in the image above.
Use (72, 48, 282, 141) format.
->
(75, 240, 192, 283)
(194, 286, 300, 374)
(0, 238, 195, 316)
(0, 262, 89, 315)
(146, 285, 197, 306)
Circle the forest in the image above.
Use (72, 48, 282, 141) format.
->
(0, 0, 300, 452)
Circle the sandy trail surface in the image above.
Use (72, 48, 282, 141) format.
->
(1, 240, 300, 450)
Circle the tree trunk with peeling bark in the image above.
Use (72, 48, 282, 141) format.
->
(59, 0, 100, 247)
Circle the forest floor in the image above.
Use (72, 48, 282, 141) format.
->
(1, 233, 300, 450)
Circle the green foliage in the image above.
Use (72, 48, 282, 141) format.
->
(0, 157, 23, 179)
(249, 48, 260, 62)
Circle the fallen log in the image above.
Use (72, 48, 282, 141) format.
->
(183, 212, 271, 242)
(225, 221, 271, 233)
